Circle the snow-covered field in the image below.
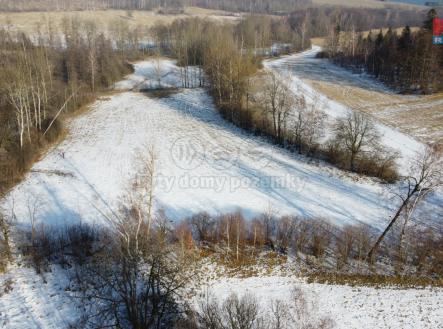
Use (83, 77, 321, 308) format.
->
(193, 276, 443, 329)
(1, 89, 394, 227)
(4, 56, 441, 229)
(1, 266, 441, 329)
(1, 50, 442, 329)
(0, 266, 80, 329)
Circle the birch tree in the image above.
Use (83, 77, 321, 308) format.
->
(368, 148, 443, 261)
(261, 72, 295, 144)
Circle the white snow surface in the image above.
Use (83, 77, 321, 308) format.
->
(114, 58, 201, 90)
(0, 265, 81, 329)
(2, 266, 442, 329)
(2, 89, 398, 228)
(194, 276, 443, 329)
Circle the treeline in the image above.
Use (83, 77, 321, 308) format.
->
(288, 6, 428, 38)
(323, 9, 443, 93)
(8, 210, 340, 328)
(182, 211, 443, 277)
(0, 0, 310, 13)
(191, 0, 311, 13)
(0, 18, 142, 194)
(3, 208, 441, 325)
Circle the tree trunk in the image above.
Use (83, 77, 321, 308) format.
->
(367, 196, 410, 261)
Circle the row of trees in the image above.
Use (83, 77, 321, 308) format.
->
(184, 206, 442, 276)
(324, 9, 443, 93)
(185, 290, 333, 329)
(0, 18, 141, 194)
(0, 0, 310, 13)
(11, 179, 442, 326)
(11, 181, 441, 328)
(151, 16, 309, 124)
(15, 208, 337, 329)
(288, 6, 429, 39)
(249, 69, 399, 181)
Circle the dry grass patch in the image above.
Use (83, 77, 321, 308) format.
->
(308, 79, 443, 146)
(311, 37, 326, 47)
(306, 272, 443, 288)
(0, 7, 238, 34)
(198, 248, 288, 278)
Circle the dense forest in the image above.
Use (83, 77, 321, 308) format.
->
(323, 9, 443, 93)
(0, 18, 143, 194)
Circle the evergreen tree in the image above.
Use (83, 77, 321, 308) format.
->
(423, 9, 437, 31)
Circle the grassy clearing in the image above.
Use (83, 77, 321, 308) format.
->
(0, 7, 238, 34)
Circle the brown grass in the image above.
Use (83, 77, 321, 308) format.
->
(310, 26, 439, 146)
(308, 79, 443, 146)
(0, 7, 239, 34)
(311, 37, 326, 47)
(306, 272, 443, 288)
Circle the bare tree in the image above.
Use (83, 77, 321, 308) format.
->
(275, 216, 294, 253)
(333, 112, 380, 171)
(190, 212, 214, 243)
(84, 20, 98, 92)
(368, 148, 443, 260)
(134, 145, 158, 238)
(196, 293, 260, 329)
(335, 226, 355, 269)
(0, 209, 12, 270)
(6, 60, 30, 149)
(261, 72, 295, 144)
(293, 95, 326, 155)
(78, 207, 191, 329)
(154, 48, 163, 89)
(224, 294, 259, 329)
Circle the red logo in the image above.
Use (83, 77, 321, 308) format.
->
(434, 18, 443, 36)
